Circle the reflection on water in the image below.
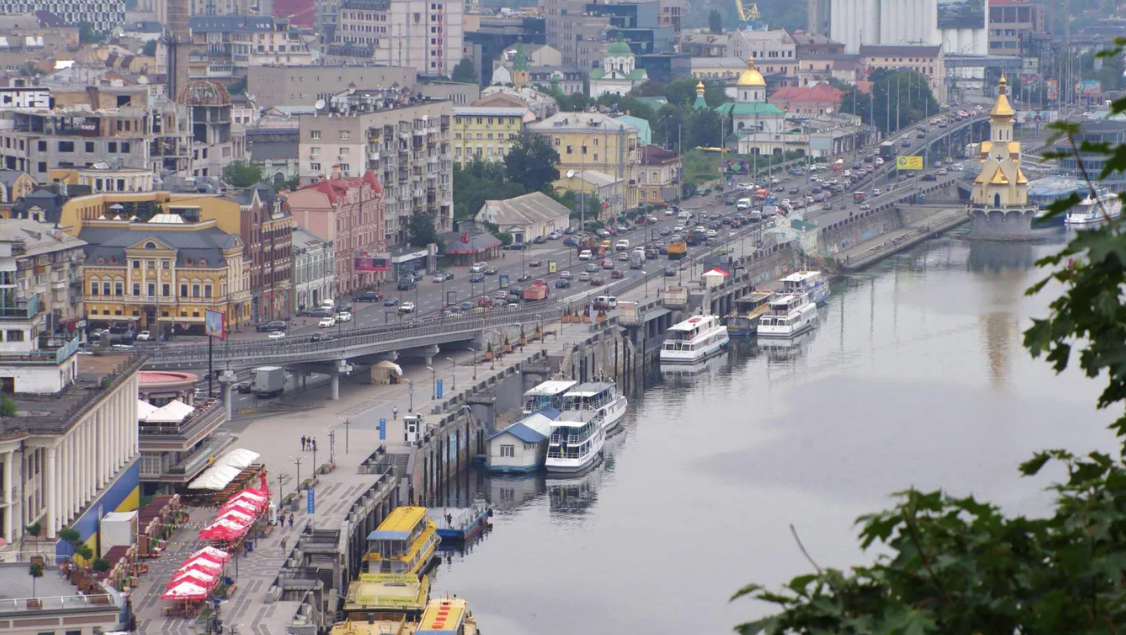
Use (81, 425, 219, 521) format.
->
(429, 232, 1120, 635)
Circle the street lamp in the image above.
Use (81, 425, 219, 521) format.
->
(407, 378, 415, 413)
(467, 347, 477, 380)
(426, 365, 435, 399)
(446, 356, 456, 391)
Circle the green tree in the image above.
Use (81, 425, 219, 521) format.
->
(453, 160, 526, 220)
(91, 558, 111, 572)
(451, 57, 478, 84)
(684, 107, 722, 149)
(24, 522, 40, 556)
(0, 395, 16, 417)
(17, 62, 43, 78)
(709, 9, 724, 33)
(227, 77, 247, 95)
(407, 212, 438, 248)
(28, 563, 42, 598)
(504, 134, 560, 193)
(77, 22, 103, 43)
(841, 70, 938, 135)
(732, 48, 1126, 633)
(222, 161, 263, 188)
(141, 39, 158, 56)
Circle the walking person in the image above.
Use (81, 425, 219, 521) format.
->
(300, 435, 306, 451)
(312, 438, 317, 453)
(288, 515, 294, 528)
(393, 406, 398, 420)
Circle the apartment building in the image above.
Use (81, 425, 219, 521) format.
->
(329, 0, 465, 77)
(187, 16, 313, 83)
(292, 228, 335, 311)
(858, 44, 946, 103)
(452, 106, 527, 166)
(728, 28, 797, 85)
(247, 65, 416, 108)
(220, 184, 294, 322)
(190, 0, 255, 16)
(286, 172, 384, 293)
(527, 112, 640, 211)
(0, 0, 124, 33)
(539, 0, 610, 70)
(296, 88, 453, 246)
(988, 0, 1046, 57)
(0, 219, 86, 332)
(637, 144, 680, 205)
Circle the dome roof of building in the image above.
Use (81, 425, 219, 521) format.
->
(737, 58, 765, 87)
(608, 36, 633, 56)
(990, 73, 1014, 119)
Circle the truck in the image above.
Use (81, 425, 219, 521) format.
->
(252, 366, 285, 398)
(879, 141, 896, 161)
(832, 159, 845, 171)
(629, 250, 644, 269)
(522, 280, 549, 302)
(668, 239, 687, 260)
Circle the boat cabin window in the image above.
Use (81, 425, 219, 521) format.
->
(564, 389, 610, 410)
(548, 421, 598, 459)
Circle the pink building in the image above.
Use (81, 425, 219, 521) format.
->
(284, 171, 386, 294)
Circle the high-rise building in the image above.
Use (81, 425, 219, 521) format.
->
(328, 0, 465, 77)
(808, 0, 831, 35)
(988, 0, 1046, 56)
(829, 0, 939, 54)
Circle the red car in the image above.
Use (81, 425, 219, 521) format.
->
(602, 259, 614, 270)
(611, 269, 624, 279)
(590, 277, 604, 286)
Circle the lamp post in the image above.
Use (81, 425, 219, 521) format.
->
(292, 456, 303, 498)
(343, 418, 350, 454)
(427, 366, 435, 399)
(407, 378, 415, 413)
(446, 356, 456, 391)
(467, 347, 477, 380)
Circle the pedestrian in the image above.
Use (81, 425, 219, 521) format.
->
(288, 515, 294, 528)
(300, 435, 306, 451)
(280, 538, 286, 551)
(393, 406, 398, 420)
(312, 438, 317, 452)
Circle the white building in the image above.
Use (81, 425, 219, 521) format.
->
(473, 192, 572, 244)
(714, 59, 788, 156)
(332, 0, 465, 77)
(292, 228, 335, 311)
(830, 0, 939, 53)
(589, 37, 648, 99)
(0, 0, 124, 33)
(486, 411, 555, 473)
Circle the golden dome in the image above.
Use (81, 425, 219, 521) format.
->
(990, 72, 1014, 119)
(696, 81, 705, 92)
(737, 58, 766, 87)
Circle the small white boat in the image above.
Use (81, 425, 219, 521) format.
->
(522, 380, 577, 415)
(1066, 188, 1123, 225)
(545, 412, 606, 474)
(779, 271, 830, 305)
(562, 381, 627, 433)
(660, 314, 730, 364)
(757, 293, 818, 338)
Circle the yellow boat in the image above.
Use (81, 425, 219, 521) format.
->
(416, 597, 478, 635)
(362, 507, 440, 577)
(329, 613, 413, 635)
(344, 573, 431, 617)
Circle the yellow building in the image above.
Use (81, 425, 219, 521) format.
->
(973, 73, 1028, 207)
(0, 169, 35, 204)
(453, 107, 529, 166)
(528, 111, 641, 214)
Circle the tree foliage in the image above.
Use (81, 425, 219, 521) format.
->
(841, 70, 939, 135)
(453, 160, 526, 220)
(222, 161, 263, 188)
(0, 395, 16, 417)
(504, 134, 560, 193)
(407, 212, 438, 248)
(709, 9, 724, 33)
(77, 22, 104, 43)
(28, 562, 42, 598)
(733, 39, 1126, 635)
(92, 558, 111, 572)
(451, 58, 478, 84)
(142, 39, 158, 56)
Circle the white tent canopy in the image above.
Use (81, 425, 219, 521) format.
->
(171, 569, 217, 586)
(214, 448, 260, 470)
(146, 400, 194, 424)
(162, 580, 209, 599)
(373, 360, 404, 375)
(189, 546, 230, 562)
(187, 448, 261, 490)
(137, 400, 159, 421)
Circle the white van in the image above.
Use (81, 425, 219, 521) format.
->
(578, 249, 593, 261)
(736, 198, 751, 210)
(595, 295, 618, 309)
(615, 239, 630, 251)
(677, 211, 692, 224)
(321, 298, 336, 310)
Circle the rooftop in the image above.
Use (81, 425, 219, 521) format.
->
(7, 352, 144, 437)
(474, 191, 571, 227)
(859, 44, 942, 57)
(0, 219, 85, 258)
(0, 563, 121, 616)
(188, 15, 284, 32)
(528, 111, 639, 133)
(452, 106, 528, 117)
(690, 56, 747, 68)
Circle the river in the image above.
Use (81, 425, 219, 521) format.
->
(429, 230, 1118, 634)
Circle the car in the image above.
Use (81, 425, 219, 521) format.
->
(354, 290, 383, 302)
(268, 331, 286, 341)
(510, 285, 524, 295)
(658, 245, 669, 255)
(706, 229, 718, 238)
(235, 380, 253, 393)
(617, 252, 629, 262)
(256, 320, 287, 332)
(590, 277, 604, 286)
(664, 267, 677, 277)
(135, 330, 152, 341)
(564, 226, 578, 234)
(555, 279, 571, 289)
(725, 196, 736, 205)
(533, 235, 548, 244)
(460, 301, 476, 311)
(397, 280, 416, 291)
(952, 162, 965, 171)
(859, 203, 872, 211)
(602, 259, 614, 270)
(872, 188, 882, 196)
(659, 226, 672, 236)
(484, 266, 499, 275)
(563, 237, 579, 247)
(916, 130, 927, 138)
(516, 272, 532, 282)
(528, 258, 543, 267)
(579, 272, 591, 282)
(611, 269, 624, 279)
(901, 139, 912, 147)
(578, 249, 593, 261)
(470, 272, 485, 283)
(336, 311, 353, 322)
(674, 224, 686, 233)
(507, 293, 523, 304)
(506, 303, 520, 310)
(938, 168, 948, 175)
(505, 242, 527, 250)
(596, 229, 611, 238)
(585, 262, 600, 273)
(921, 173, 937, 181)
(822, 202, 832, 210)
(398, 302, 416, 314)
(383, 297, 400, 307)
(560, 270, 573, 279)
(318, 316, 337, 328)
(432, 271, 452, 282)
(469, 262, 487, 273)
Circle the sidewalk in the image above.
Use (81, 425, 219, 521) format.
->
(837, 207, 968, 271)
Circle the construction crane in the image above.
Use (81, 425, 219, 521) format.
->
(736, 1, 766, 31)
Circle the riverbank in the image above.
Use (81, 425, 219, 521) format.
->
(835, 206, 969, 272)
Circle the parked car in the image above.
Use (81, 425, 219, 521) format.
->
(505, 242, 527, 250)
(355, 290, 383, 302)
(268, 331, 286, 341)
(398, 302, 416, 314)
(548, 231, 562, 240)
(532, 235, 547, 244)
(257, 320, 287, 332)
(135, 331, 152, 341)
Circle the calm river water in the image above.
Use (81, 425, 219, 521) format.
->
(431, 230, 1118, 635)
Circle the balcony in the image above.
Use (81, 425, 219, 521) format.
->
(0, 294, 38, 320)
(0, 336, 78, 365)
(157, 430, 235, 483)
(139, 398, 227, 452)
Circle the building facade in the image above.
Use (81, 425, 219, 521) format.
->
(529, 111, 640, 211)
(539, 0, 610, 70)
(0, 220, 86, 332)
(285, 172, 384, 294)
(292, 228, 335, 311)
(452, 107, 527, 166)
(769, 84, 845, 117)
(0, 170, 35, 203)
(246, 65, 417, 108)
(829, 0, 939, 54)
(728, 28, 797, 85)
(221, 184, 294, 323)
(637, 144, 680, 204)
(0, 0, 124, 33)
(858, 44, 946, 103)
(187, 16, 313, 83)
(589, 37, 648, 99)
(330, 0, 465, 77)
(988, 0, 1046, 57)
(296, 91, 453, 246)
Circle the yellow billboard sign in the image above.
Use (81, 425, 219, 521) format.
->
(896, 156, 924, 171)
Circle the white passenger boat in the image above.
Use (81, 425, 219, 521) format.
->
(779, 271, 830, 305)
(562, 381, 627, 433)
(660, 350, 728, 378)
(544, 412, 606, 474)
(522, 380, 578, 415)
(756, 293, 818, 339)
(1065, 188, 1123, 225)
(659, 314, 730, 364)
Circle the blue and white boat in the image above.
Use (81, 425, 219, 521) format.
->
(562, 382, 627, 433)
(660, 314, 730, 364)
(485, 409, 559, 473)
(780, 271, 830, 305)
(1065, 187, 1123, 226)
(521, 380, 577, 415)
(427, 500, 491, 545)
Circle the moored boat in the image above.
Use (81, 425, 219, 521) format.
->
(416, 597, 479, 635)
(361, 506, 440, 577)
(757, 293, 818, 339)
(726, 290, 775, 336)
(562, 381, 627, 433)
(779, 271, 830, 305)
(1066, 188, 1123, 226)
(660, 314, 730, 364)
(522, 380, 577, 415)
(545, 411, 606, 474)
(427, 500, 491, 544)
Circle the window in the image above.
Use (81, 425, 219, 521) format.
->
(180, 283, 188, 297)
(37, 162, 45, 173)
(162, 260, 170, 269)
(121, 142, 131, 153)
(147, 260, 155, 269)
(85, 141, 94, 153)
(310, 162, 321, 171)
(37, 141, 46, 151)
(90, 282, 98, 295)
(340, 163, 351, 172)
(566, 145, 573, 154)
(311, 130, 321, 139)
(500, 444, 515, 457)
(162, 283, 170, 297)
(108, 142, 117, 152)
(339, 147, 350, 156)
(114, 282, 123, 296)
(6, 330, 23, 342)
(102, 282, 110, 295)
(148, 283, 155, 296)
(192, 284, 200, 298)
(311, 146, 321, 155)
(132, 283, 140, 296)
(132, 260, 140, 269)
(340, 131, 350, 140)
(58, 141, 74, 152)
(204, 284, 213, 298)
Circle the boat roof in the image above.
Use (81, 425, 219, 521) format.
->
(554, 410, 598, 426)
(781, 270, 822, 282)
(770, 294, 802, 306)
(368, 507, 427, 540)
(417, 598, 468, 633)
(669, 314, 717, 331)
(487, 420, 547, 444)
(523, 380, 577, 396)
(736, 291, 774, 304)
(566, 381, 616, 397)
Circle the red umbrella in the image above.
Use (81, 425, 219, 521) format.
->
(188, 546, 231, 563)
(161, 580, 210, 601)
(167, 569, 218, 588)
(177, 559, 223, 576)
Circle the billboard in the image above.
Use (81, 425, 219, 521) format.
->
(938, 0, 985, 30)
(1079, 80, 1102, 96)
(1046, 79, 1059, 101)
(1015, 111, 1057, 125)
(355, 250, 390, 272)
(895, 156, 924, 171)
(204, 309, 226, 340)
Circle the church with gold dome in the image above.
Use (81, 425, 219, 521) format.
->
(713, 58, 787, 156)
(967, 73, 1038, 240)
